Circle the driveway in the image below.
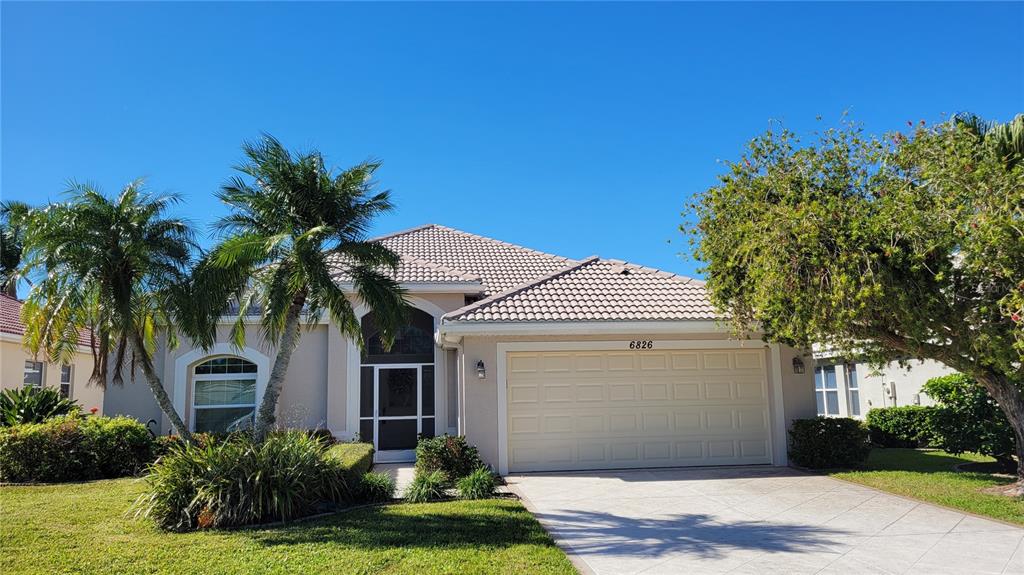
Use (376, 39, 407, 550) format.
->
(506, 466, 1024, 575)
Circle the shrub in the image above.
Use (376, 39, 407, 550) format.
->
(922, 374, 1016, 472)
(0, 387, 80, 426)
(357, 471, 396, 503)
(135, 431, 349, 531)
(788, 417, 871, 469)
(414, 435, 484, 484)
(0, 414, 154, 482)
(865, 406, 934, 448)
(405, 470, 448, 503)
(326, 442, 374, 498)
(457, 467, 496, 499)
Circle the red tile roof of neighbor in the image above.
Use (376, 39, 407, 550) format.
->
(0, 294, 94, 348)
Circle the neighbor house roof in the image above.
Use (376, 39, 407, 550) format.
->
(374, 224, 577, 295)
(442, 257, 719, 323)
(0, 294, 94, 348)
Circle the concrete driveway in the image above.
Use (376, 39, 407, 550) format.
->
(506, 466, 1024, 575)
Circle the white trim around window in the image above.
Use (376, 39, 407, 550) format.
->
(173, 344, 271, 431)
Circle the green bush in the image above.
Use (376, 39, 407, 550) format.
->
(414, 435, 484, 485)
(0, 415, 154, 482)
(865, 406, 934, 448)
(788, 417, 871, 469)
(923, 374, 1016, 472)
(326, 442, 374, 497)
(357, 471, 396, 503)
(456, 467, 496, 499)
(135, 431, 349, 531)
(405, 470, 448, 503)
(0, 387, 80, 426)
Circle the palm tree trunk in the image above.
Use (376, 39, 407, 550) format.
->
(131, 331, 192, 443)
(253, 292, 307, 442)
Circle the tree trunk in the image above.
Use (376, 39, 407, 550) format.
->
(130, 332, 192, 443)
(974, 371, 1024, 494)
(3, 282, 17, 298)
(253, 292, 307, 442)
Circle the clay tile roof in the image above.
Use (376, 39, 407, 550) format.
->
(443, 257, 720, 323)
(0, 294, 94, 348)
(327, 253, 483, 286)
(373, 224, 578, 295)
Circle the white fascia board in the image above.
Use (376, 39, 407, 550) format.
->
(335, 282, 484, 294)
(439, 320, 729, 338)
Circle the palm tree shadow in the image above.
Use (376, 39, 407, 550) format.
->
(534, 509, 852, 559)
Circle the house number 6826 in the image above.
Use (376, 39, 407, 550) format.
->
(629, 340, 654, 349)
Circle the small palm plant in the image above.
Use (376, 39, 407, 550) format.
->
(19, 181, 196, 440)
(0, 387, 80, 426)
(192, 134, 409, 441)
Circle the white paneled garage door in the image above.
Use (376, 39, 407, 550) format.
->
(506, 348, 771, 472)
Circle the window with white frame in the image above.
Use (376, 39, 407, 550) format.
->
(23, 360, 43, 387)
(814, 365, 840, 416)
(59, 364, 73, 398)
(191, 357, 257, 433)
(845, 363, 860, 416)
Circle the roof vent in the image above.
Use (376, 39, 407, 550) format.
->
(610, 264, 630, 275)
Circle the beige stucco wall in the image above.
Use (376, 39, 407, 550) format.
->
(0, 338, 104, 412)
(455, 332, 816, 470)
(107, 292, 471, 437)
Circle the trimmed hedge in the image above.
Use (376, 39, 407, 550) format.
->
(788, 417, 871, 469)
(0, 415, 154, 483)
(865, 406, 933, 448)
(327, 442, 374, 483)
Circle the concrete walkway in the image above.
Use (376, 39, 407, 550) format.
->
(506, 466, 1024, 575)
(375, 463, 416, 497)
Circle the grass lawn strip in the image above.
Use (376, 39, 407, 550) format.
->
(829, 448, 1024, 526)
(0, 478, 576, 575)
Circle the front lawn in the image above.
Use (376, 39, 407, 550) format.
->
(829, 448, 1024, 526)
(0, 478, 575, 575)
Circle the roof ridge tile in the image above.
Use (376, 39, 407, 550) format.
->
(444, 256, 600, 321)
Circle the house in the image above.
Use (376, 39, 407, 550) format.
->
(103, 224, 817, 474)
(0, 294, 103, 411)
(811, 350, 953, 419)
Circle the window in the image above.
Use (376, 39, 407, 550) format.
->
(814, 365, 840, 416)
(845, 363, 860, 416)
(59, 364, 72, 398)
(23, 361, 43, 387)
(192, 357, 257, 433)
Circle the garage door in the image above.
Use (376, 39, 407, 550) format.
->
(506, 348, 772, 472)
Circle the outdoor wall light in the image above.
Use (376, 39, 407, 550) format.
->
(792, 357, 806, 374)
(476, 360, 486, 379)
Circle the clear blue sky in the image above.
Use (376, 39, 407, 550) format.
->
(3, 2, 1022, 292)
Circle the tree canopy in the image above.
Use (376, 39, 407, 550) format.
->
(690, 114, 1024, 483)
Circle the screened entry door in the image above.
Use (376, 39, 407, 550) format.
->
(359, 364, 436, 461)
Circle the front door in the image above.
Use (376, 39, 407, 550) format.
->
(359, 309, 437, 463)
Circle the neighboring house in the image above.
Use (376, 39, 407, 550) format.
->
(812, 350, 954, 419)
(0, 294, 103, 412)
(104, 224, 816, 473)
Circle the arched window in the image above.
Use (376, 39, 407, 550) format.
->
(359, 309, 436, 453)
(192, 357, 257, 433)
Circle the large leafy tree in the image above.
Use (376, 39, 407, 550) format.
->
(691, 114, 1024, 489)
(193, 135, 408, 441)
(1, 200, 31, 297)
(19, 181, 195, 440)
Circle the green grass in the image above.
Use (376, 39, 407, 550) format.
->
(830, 448, 1024, 525)
(0, 478, 575, 575)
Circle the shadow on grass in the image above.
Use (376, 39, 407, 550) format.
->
(856, 449, 1014, 483)
(251, 500, 560, 550)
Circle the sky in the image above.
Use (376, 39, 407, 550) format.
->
(3, 2, 1022, 295)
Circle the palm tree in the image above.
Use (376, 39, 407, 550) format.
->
(1, 200, 31, 298)
(193, 134, 408, 441)
(955, 112, 1024, 169)
(19, 181, 195, 440)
